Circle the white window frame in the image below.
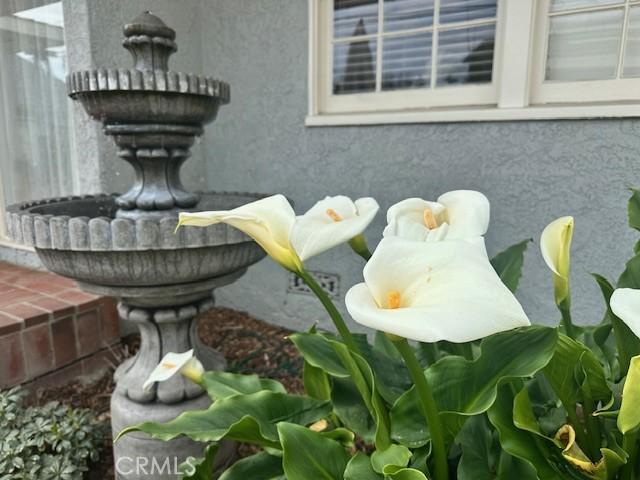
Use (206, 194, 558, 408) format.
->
(307, 0, 640, 126)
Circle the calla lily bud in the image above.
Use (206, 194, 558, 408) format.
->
(618, 355, 640, 435)
(540, 216, 574, 306)
(555, 425, 603, 474)
(143, 350, 205, 391)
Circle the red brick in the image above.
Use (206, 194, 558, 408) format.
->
(76, 310, 102, 356)
(51, 317, 78, 367)
(0, 313, 23, 335)
(0, 287, 40, 306)
(25, 297, 75, 319)
(100, 298, 120, 345)
(22, 324, 54, 377)
(0, 332, 26, 387)
(56, 290, 101, 312)
(0, 303, 50, 328)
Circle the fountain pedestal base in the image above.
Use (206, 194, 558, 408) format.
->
(111, 392, 236, 479)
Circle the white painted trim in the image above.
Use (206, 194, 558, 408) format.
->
(308, 0, 320, 116)
(306, 103, 640, 126)
(496, 0, 535, 108)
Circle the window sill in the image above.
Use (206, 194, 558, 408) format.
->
(305, 103, 640, 126)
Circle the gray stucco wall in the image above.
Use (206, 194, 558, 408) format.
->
(201, 0, 640, 332)
(4, 0, 638, 335)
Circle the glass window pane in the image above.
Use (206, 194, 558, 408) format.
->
(0, 0, 75, 206)
(382, 33, 432, 90)
(384, 0, 434, 33)
(333, 39, 377, 94)
(546, 9, 623, 81)
(334, 0, 378, 39)
(550, 0, 623, 13)
(439, 0, 497, 25)
(623, 6, 640, 77)
(436, 24, 495, 86)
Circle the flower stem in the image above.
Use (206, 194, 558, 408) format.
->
(348, 234, 372, 261)
(298, 269, 361, 354)
(454, 343, 474, 361)
(581, 392, 602, 461)
(392, 337, 449, 480)
(559, 299, 576, 340)
(563, 401, 591, 458)
(622, 431, 638, 480)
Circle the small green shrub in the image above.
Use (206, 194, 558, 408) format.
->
(0, 387, 105, 480)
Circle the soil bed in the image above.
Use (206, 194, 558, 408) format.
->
(32, 307, 303, 479)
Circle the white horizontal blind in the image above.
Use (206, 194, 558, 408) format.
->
(532, 0, 640, 104)
(330, 0, 498, 97)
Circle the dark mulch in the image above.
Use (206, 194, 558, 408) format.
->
(31, 307, 303, 479)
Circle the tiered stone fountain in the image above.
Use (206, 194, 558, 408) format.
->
(5, 12, 266, 479)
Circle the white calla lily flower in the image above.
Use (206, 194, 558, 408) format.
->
(540, 216, 574, 305)
(291, 196, 379, 261)
(179, 194, 379, 270)
(610, 288, 640, 339)
(383, 190, 490, 242)
(345, 237, 530, 343)
(178, 194, 303, 273)
(143, 350, 205, 391)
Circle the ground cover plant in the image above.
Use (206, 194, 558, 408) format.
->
(0, 387, 104, 480)
(118, 190, 640, 479)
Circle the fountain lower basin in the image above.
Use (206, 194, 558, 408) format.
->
(6, 192, 265, 294)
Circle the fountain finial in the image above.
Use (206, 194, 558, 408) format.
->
(123, 11, 177, 71)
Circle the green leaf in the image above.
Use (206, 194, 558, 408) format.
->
(331, 377, 375, 443)
(628, 188, 640, 231)
(490, 239, 532, 293)
(385, 468, 430, 479)
(488, 385, 565, 480)
(116, 391, 330, 448)
(543, 334, 611, 407)
(618, 355, 640, 434)
(390, 326, 558, 446)
(219, 452, 284, 480)
(290, 333, 349, 378)
(303, 360, 332, 401)
(200, 371, 285, 400)
(374, 331, 402, 360)
(344, 452, 383, 480)
(370, 444, 411, 474)
(457, 414, 537, 480)
(179, 444, 218, 479)
(291, 332, 392, 449)
(278, 422, 350, 480)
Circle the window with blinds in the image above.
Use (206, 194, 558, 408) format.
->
(332, 0, 498, 94)
(309, 0, 640, 124)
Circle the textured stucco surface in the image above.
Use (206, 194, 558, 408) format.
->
(5, 0, 639, 334)
(200, 0, 640, 332)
